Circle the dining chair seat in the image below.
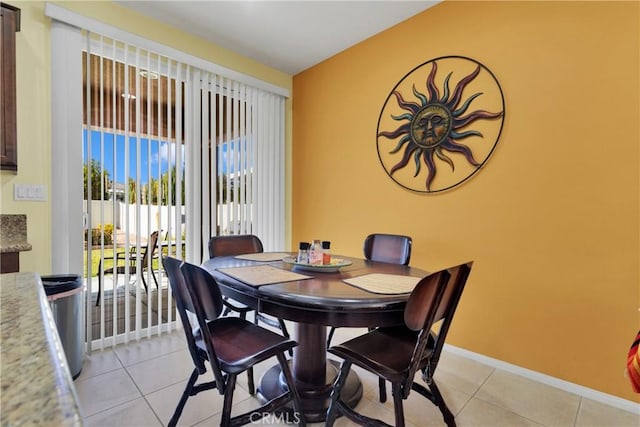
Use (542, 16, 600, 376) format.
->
(329, 327, 426, 382)
(194, 316, 293, 375)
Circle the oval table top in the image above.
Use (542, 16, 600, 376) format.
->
(201, 254, 430, 327)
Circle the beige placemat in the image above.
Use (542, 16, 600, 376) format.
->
(217, 265, 312, 286)
(343, 273, 421, 294)
(234, 252, 291, 262)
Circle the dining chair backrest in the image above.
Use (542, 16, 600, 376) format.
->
(401, 269, 450, 397)
(208, 234, 264, 258)
(179, 261, 227, 392)
(180, 261, 225, 323)
(363, 233, 412, 265)
(426, 261, 473, 372)
(404, 270, 449, 332)
(161, 256, 206, 374)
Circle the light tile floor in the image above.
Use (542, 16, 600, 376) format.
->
(76, 325, 639, 427)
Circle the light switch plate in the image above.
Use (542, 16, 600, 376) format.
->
(14, 184, 48, 201)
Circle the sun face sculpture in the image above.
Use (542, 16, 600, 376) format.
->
(377, 56, 505, 193)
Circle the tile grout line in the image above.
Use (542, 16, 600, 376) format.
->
(465, 368, 550, 426)
(107, 334, 190, 425)
(573, 397, 583, 427)
(450, 365, 496, 419)
(121, 352, 182, 427)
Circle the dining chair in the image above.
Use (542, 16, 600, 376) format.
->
(162, 256, 306, 427)
(326, 233, 412, 350)
(363, 233, 413, 265)
(96, 230, 162, 306)
(208, 235, 290, 343)
(326, 262, 472, 427)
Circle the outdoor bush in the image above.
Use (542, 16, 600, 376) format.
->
(103, 224, 114, 241)
(84, 224, 114, 246)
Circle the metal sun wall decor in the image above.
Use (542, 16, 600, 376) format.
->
(376, 56, 505, 193)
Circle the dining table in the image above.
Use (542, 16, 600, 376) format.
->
(201, 252, 429, 422)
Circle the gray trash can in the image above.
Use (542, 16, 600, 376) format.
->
(42, 274, 84, 379)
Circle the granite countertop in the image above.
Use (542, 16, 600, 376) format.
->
(0, 272, 82, 426)
(0, 214, 32, 253)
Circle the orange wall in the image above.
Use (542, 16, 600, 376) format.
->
(293, 1, 639, 401)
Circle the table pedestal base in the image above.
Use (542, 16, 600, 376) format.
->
(258, 359, 362, 423)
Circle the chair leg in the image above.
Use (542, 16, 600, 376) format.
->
(326, 361, 352, 427)
(221, 374, 237, 427)
(96, 260, 104, 306)
(276, 353, 306, 426)
(429, 379, 456, 427)
(247, 367, 255, 395)
(151, 267, 159, 288)
(277, 318, 293, 357)
(326, 326, 336, 347)
(140, 273, 149, 292)
(139, 268, 160, 293)
(391, 383, 406, 427)
(378, 377, 387, 403)
(168, 368, 199, 427)
(96, 271, 102, 307)
(278, 318, 290, 339)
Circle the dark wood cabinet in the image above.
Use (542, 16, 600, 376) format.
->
(1, 252, 20, 273)
(1, 4, 20, 172)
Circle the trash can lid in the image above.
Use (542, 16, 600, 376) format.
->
(41, 274, 83, 295)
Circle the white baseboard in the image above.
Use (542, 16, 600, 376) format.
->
(443, 344, 640, 415)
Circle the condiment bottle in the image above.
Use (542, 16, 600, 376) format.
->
(297, 242, 310, 263)
(308, 239, 323, 265)
(322, 241, 331, 265)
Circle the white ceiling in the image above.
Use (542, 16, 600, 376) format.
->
(115, 1, 440, 75)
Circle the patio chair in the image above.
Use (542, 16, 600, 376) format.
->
(95, 230, 162, 306)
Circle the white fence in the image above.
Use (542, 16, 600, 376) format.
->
(84, 201, 241, 238)
(84, 200, 186, 238)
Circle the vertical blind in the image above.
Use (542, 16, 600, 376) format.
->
(49, 5, 287, 350)
(191, 71, 286, 255)
(83, 35, 187, 348)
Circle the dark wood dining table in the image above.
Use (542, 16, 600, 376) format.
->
(201, 253, 429, 422)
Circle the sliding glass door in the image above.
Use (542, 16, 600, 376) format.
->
(49, 8, 287, 351)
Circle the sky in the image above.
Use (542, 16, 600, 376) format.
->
(83, 129, 176, 184)
(83, 129, 244, 185)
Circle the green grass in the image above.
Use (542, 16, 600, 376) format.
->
(84, 248, 115, 278)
